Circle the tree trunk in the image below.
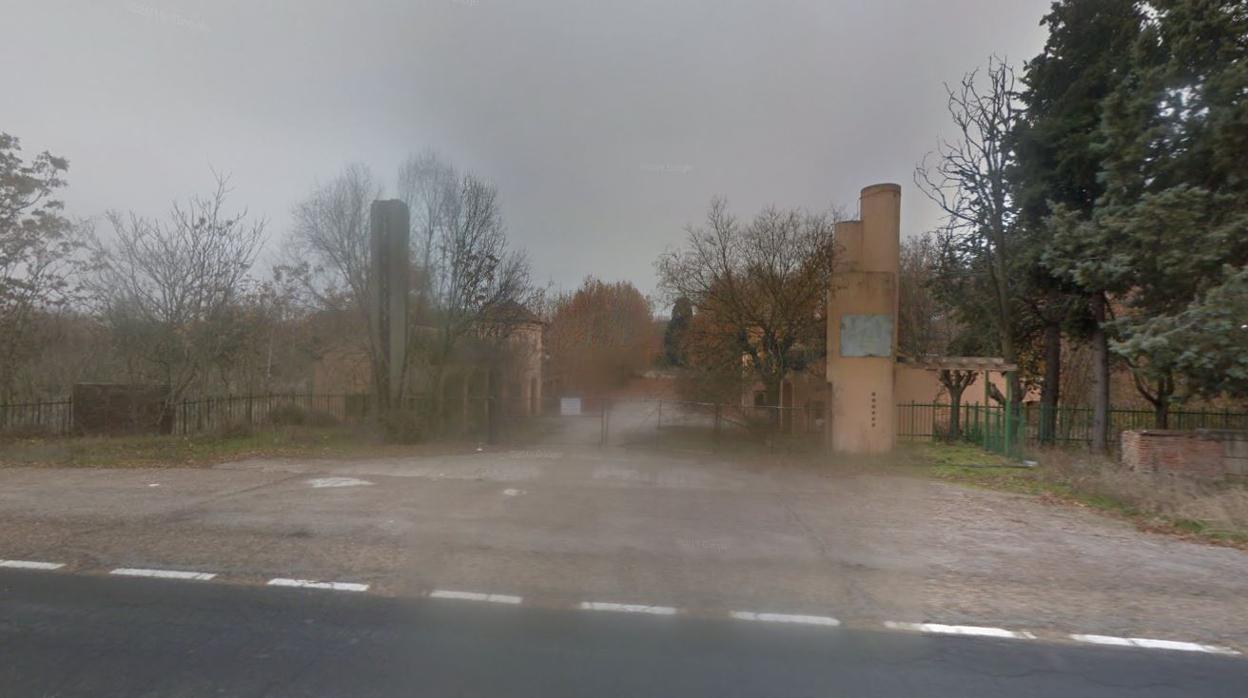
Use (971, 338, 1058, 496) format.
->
(763, 375, 782, 427)
(939, 369, 977, 442)
(987, 226, 1023, 413)
(948, 386, 964, 441)
(1090, 292, 1110, 452)
(1153, 374, 1173, 429)
(1039, 320, 1061, 444)
(1155, 399, 1170, 430)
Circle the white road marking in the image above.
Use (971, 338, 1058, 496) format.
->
(730, 611, 840, 626)
(307, 477, 374, 489)
(1070, 634, 1239, 655)
(502, 488, 525, 496)
(884, 621, 1035, 640)
(0, 560, 65, 570)
(110, 568, 216, 581)
(429, 589, 523, 604)
(579, 602, 678, 615)
(267, 578, 369, 592)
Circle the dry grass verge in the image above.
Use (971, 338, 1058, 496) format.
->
(904, 441, 1248, 549)
(0, 424, 472, 469)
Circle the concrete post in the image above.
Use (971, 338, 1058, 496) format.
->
(369, 200, 410, 411)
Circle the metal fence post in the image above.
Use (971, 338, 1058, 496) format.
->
(1003, 377, 1013, 457)
(599, 399, 608, 448)
(713, 403, 722, 452)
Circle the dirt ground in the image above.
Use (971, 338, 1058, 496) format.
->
(1, 425, 1246, 649)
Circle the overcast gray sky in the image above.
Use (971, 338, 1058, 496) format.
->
(3, 0, 1051, 299)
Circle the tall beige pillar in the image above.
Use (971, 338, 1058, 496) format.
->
(826, 184, 901, 454)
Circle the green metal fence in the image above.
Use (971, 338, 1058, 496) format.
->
(896, 402, 1018, 456)
(897, 402, 1248, 457)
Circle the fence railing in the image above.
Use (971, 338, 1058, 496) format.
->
(11, 392, 1242, 457)
(0, 400, 74, 436)
(897, 402, 1248, 456)
(0, 393, 372, 438)
(171, 393, 371, 435)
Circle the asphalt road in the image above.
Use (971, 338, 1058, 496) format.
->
(0, 570, 1243, 697)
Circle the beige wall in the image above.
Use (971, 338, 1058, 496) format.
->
(894, 366, 1009, 406)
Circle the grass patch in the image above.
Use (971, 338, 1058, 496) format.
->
(0, 424, 468, 469)
(903, 441, 1248, 549)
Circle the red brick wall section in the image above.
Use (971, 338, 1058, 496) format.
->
(1120, 429, 1246, 479)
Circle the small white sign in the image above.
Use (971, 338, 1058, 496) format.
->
(560, 397, 582, 416)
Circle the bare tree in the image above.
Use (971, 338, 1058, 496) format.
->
(656, 198, 839, 408)
(397, 150, 456, 285)
(283, 164, 389, 397)
(434, 173, 532, 340)
(916, 57, 1025, 407)
(425, 172, 533, 416)
(0, 133, 80, 402)
(285, 163, 380, 316)
(288, 156, 533, 418)
(938, 369, 978, 440)
(89, 173, 265, 404)
(397, 155, 533, 353)
(897, 234, 961, 357)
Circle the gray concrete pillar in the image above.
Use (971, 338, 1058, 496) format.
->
(369, 200, 410, 411)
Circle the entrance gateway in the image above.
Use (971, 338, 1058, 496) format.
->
(825, 184, 1014, 455)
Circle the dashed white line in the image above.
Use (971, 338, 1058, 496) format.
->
(579, 602, 678, 615)
(267, 578, 369, 592)
(884, 621, 1035, 640)
(1070, 634, 1239, 655)
(429, 589, 523, 604)
(110, 568, 217, 581)
(0, 560, 65, 570)
(13, 559, 1247, 658)
(730, 611, 840, 626)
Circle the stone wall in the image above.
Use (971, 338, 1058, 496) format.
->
(1120, 429, 1248, 479)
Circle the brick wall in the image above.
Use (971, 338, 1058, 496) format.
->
(1121, 429, 1248, 479)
